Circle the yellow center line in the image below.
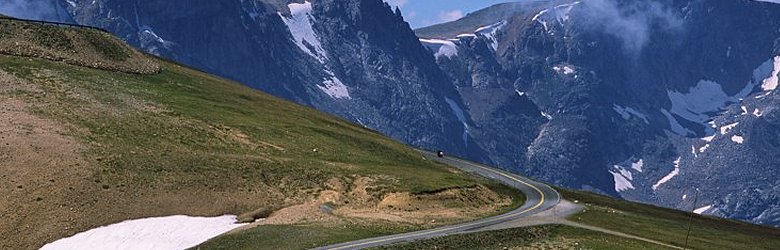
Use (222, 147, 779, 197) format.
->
(326, 156, 548, 250)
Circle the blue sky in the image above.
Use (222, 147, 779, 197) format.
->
(385, 0, 515, 28)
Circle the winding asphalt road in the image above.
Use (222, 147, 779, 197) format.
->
(314, 150, 561, 250)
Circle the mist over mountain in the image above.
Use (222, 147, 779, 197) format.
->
(0, 0, 73, 22)
(3, 0, 780, 228)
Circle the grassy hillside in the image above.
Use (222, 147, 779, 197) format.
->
(374, 225, 666, 250)
(0, 21, 521, 249)
(561, 189, 780, 249)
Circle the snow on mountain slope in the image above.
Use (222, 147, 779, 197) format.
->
(666, 80, 731, 135)
(419, 39, 459, 59)
(445, 97, 471, 146)
(419, 20, 508, 60)
(279, 1, 327, 63)
(320, 70, 351, 99)
(610, 165, 635, 192)
(613, 105, 649, 124)
(474, 21, 507, 51)
(631, 159, 644, 172)
(760, 56, 780, 91)
(279, 1, 351, 100)
(694, 205, 714, 215)
(531, 1, 580, 33)
(652, 157, 680, 191)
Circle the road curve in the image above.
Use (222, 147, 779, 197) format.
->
(313, 150, 561, 250)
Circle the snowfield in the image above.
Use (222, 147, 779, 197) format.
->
(474, 21, 507, 51)
(613, 105, 649, 124)
(279, 1, 327, 63)
(41, 215, 246, 250)
(532, 2, 581, 33)
(667, 80, 730, 132)
(694, 205, 714, 215)
(279, 1, 351, 100)
(631, 159, 644, 172)
(731, 135, 745, 144)
(445, 97, 470, 146)
(419, 39, 459, 59)
(761, 56, 780, 91)
(652, 157, 681, 191)
(610, 165, 635, 192)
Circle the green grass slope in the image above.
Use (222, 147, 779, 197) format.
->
(374, 225, 666, 250)
(561, 189, 780, 249)
(0, 21, 521, 249)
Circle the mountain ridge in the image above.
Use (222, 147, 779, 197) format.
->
(3, 0, 780, 228)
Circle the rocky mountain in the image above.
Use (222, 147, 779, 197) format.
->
(53, 0, 484, 160)
(3, 0, 779, 227)
(418, 0, 780, 226)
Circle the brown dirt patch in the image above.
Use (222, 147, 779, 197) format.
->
(340, 184, 510, 225)
(239, 177, 513, 230)
(0, 98, 94, 250)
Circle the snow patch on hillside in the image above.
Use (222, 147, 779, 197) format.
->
(475, 21, 507, 51)
(553, 65, 576, 75)
(421, 20, 507, 56)
(698, 143, 711, 154)
(419, 39, 459, 59)
(532, 2, 581, 33)
(279, 2, 353, 100)
(631, 159, 644, 172)
(667, 80, 731, 133)
(652, 157, 680, 190)
(445, 97, 470, 146)
(720, 122, 739, 135)
(760, 56, 780, 91)
(319, 70, 351, 99)
(753, 108, 764, 117)
(614, 105, 649, 124)
(280, 1, 328, 63)
(694, 205, 713, 214)
(41, 215, 245, 250)
(138, 26, 173, 49)
(755, 0, 780, 5)
(541, 112, 553, 120)
(731, 135, 745, 144)
(610, 165, 635, 192)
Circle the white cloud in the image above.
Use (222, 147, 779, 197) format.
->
(406, 11, 417, 20)
(438, 9, 464, 22)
